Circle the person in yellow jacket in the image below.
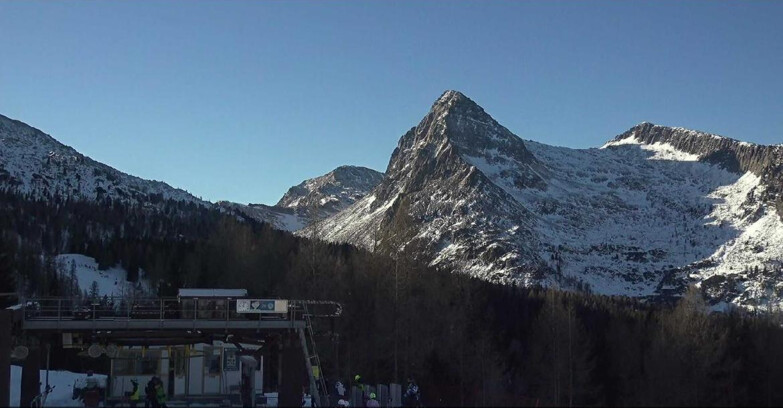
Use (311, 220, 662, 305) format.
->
(127, 379, 140, 408)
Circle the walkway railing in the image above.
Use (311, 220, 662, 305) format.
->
(20, 296, 342, 323)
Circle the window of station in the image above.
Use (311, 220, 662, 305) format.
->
(204, 346, 222, 376)
(140, 350, 161, 375)
(170, 347, 186, 376)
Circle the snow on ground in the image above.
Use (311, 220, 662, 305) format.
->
(8, 366, 284, 407)
(506, 139, 750, 297)
(276, 211, 308, 232)
(693, 172, 783, 310)
(9, 366, 107, 407)
(55, 254, 150, 297)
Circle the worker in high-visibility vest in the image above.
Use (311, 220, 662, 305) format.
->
(354, 374, 366, 405)
(366, 392, 380, 408)
(129, 379, 141, 408)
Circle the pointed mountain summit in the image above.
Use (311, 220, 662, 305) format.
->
(317, 90, 551, 284)
(386, 90, 545, 194)
(423, 90, 542, 168)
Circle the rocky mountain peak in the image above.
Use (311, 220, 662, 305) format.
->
(385, 91, 545, 193)
(276, 165, 384, 216)
(431, 90, 484, 117)
(317, 91, 553, 283)
(328, 165, 382, 182)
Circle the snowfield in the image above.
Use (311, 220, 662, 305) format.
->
(55, 254, 151, 297)
(9, 366, 107, 407)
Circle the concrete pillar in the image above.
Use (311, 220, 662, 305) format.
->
(279, 333, 305, 407)
(377, 384, 389, 407)
(389, 383, 403, 407)
(0, 310, 10, 406)
(351, 386, 364, 407)
(20, 347, 40, 407)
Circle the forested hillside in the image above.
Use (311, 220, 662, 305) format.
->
(3, 189, 783, 406)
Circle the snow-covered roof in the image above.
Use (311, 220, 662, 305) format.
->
(177, 288, 248, 298)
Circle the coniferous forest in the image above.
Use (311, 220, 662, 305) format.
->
(3, 190, 783, 406)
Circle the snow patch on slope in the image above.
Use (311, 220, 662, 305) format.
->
(9, 366, 107, 407)
(55, 254, 150, 297)
(603, 136, 700, 161)
(316, 193, 399, 248)
(504, 138, 744, 296)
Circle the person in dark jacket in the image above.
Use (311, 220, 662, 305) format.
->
(81, 371, 101, 408)
(404, 378, 421, 407)
(145, 377, 158, 408)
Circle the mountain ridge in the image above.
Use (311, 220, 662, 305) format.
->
(0, 113, 207, 206)
(218, 165, 383, 231)
(612, 122, 783, 216)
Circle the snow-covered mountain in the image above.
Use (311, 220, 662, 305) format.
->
(316, 90, 783, 309)
(278, 165, 384, 216)
(0, 114, 206, 206)
(219, 165, 383, 231)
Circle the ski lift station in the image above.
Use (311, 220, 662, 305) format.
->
(1, 288, 342, 407)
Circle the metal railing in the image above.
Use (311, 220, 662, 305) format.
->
(21, 296, 292, 322)
(20, 297, 342, 323)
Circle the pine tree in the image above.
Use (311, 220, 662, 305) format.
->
(89, 280, 100, 300)
(525, 291, 597, 406)
(69, 259, 78, 296)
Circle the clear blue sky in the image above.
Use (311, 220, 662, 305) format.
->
(1, 1, 781, 205)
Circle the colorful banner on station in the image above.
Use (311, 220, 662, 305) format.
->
(236, 299, 288, 314)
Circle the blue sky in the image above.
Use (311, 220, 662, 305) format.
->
(1, 1, 781, 205)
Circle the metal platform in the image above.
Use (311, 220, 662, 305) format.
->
(16, 297, 340, 333)
(22, 317, 305, 332)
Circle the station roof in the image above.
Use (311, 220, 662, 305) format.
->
(177, 288, 248, 298)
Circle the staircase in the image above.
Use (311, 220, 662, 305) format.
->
(299, 302, 330, 407)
